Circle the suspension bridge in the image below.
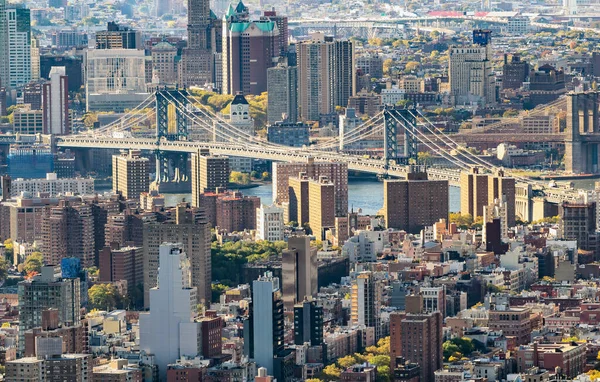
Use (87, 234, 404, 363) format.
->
(52, 89, 600, 200)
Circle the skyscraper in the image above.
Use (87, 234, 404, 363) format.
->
(393, 312, 443, 382)
(143, 204, 212, 307)
(282, 236, 317, 311)
(488, 169, 516, 227)
(179, 0, 213, 87)
(95, 22, 140, 49)
(112, 150, 150, 200)
(294, 299, 323, 346)
(273, 159, 348, 218)
(252, 272, 284, 374)
(42, 66, 69, 135)
(222, 17, 279, 95)
(18, 266, 81, 355)
(256, 204, 284, 242)
(297, 33, 354, 121)
(383, 170, 449, 233)
(351, 272, 380, 336)
(190, 152, 230, 207)
(460, 167, 489, 220)
(449, 30, 495, 106)
(42, 200, 94, 267)
(6, 6, 31, 89)
(0, 0, 8, 89)
(139, 243, 201, 381)
(267, 58, 298, 124)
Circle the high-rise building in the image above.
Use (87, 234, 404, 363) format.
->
(85, 49, 147, 112)
(263, 10, 288, 56)
(18, 266, 81, 355)
(282, 236, 317, 311)
(0, 0, 8, 89)
(288, 175, 335, 237)
(42, 200, 94, 267)
(273, 159, 348, 217)
(294, 299, 323, 346)
(308, 176, 335, 239)
(267, 58, 297, 124)
(42, 66, 69, 135)
(529, 64, 566, 107)
(256, 204, 284, 242)
(266, 121, 310, 147)
(139, 243, 201, 381)
(383, 170, 449, 233)
(112, 150, 149, 200)
(488, 169, 516, 227)
(98, 244, 143, 295)
(7, 143, 54, 179)
(197, 190, 259, 232)
(460, 167, 489, 220)
(190, 152, 230, 207)
(12, 104, 44, 134)
(502, 54, 529, 90)
(252, 272, 285, 374)
(31, 36, 39, 81)
(560, 201, 597, 253)
(449, 30, 495, 106)
(6, 6, 31, 89)
(151, 41, 178, 85)
(95, 22, 140, 49)
(393, 312, 443, 382)
(23, 81, 43, 109)
(351, 272, 380, 335)
(143, 204, 211, 307)
(297, 33, 354, 121)
(222, 17, 279, 95)
(179, 0, 212, 88)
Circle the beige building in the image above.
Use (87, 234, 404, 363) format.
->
(448, 31, 495, 106)
(190, 151, 230, 207)
(399, 75, 425, 93)
(297, 33, 354, 121)
(13, 104, 44, 134)
(273, 158, 348, 217)
(307, 176, 335, 239)
(112, 150, 149, 200)
(151, 41, 178, 85)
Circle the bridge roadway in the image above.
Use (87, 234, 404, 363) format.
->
(57, 136, 586, 202)
(58, 136, 418, 178)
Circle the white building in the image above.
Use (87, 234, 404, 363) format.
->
(342, 230, 389, 262)
(10, 173, 94, 197)
(43, 66, 70, 135)
(6, 7, 31, 89)
(380, 88, 405, 105)
(85, 48, 148, 111)
(139, 243, 201, 381)
(256, 204, 284, 242)
(507, 16, 530, 35)
(223, 94, 254, 172)
(339, 108, 361, 150)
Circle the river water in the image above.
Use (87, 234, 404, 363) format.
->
(163, 180, 462, 215)
(161, 177, 600, 216)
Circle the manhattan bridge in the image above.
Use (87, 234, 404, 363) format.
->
(47, 89, 600, 206)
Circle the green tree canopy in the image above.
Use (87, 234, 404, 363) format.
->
(24, 252, 43, 274)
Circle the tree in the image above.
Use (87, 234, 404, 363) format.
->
(320, 364, 341, 381)
(88, 283, 119, 310)
(24, 252, 43, 274)
(417, 151, 432, 165)
(229, 171, 250, 185)
(0, 257, 8, 284)
(261, 172, 271, 181)
(337, 355, 359, 368)
(449, 212, 473, 229)
(502, 109, 519, 118)
(212, 283, 229, 302)
(383, 59, 394, 76)
(404, 61, 419, 73)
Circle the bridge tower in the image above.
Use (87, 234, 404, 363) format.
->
(155, 89, 190, 190)
(565, 91, 600, 174)
(382, 106, 418, 169)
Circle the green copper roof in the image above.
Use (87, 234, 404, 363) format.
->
(229, 20, 276, 33)
(226, 4, 235, 17)
(210, 9, 217, 19)
(235, 0, 246, 13)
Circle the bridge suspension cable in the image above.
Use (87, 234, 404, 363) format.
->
(412, 109, 546, 186)
(312, 112, 385, 150)
(180, 91, 285, 149)
(389, 112, 475, 171)
(82, 93, 156, 136)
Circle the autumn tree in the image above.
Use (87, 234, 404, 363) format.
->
(88, 283, 120, 310)
(24, 252, 43, 274)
